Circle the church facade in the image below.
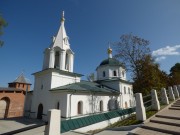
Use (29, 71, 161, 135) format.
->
(25, 12, 135, 120)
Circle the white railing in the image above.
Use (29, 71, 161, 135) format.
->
(135, 84, 180, 122)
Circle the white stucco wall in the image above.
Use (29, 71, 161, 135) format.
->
(29, 89, 69, 120)
(97, 66, 110, 80)
(51, 72, 80, 89)
(28, 68, 134, 121)
(120, 83, 135, 108)
(100, 81, 134, 109)
(97, 66, 126, 80)
(28, 89, 122, 121)
(68, 93, 121, 118)
(69, 94, 110, 116)
(29, 70, 75, 120)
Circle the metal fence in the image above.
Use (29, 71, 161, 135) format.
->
(143, 94, 152, 111)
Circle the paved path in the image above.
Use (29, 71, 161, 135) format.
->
(95, 130, 129, 135)
(130, 98, 180, 135)
(61, 130, 129, 135)
(0, 117, 45, 135)
(1, 99, 179, 135)
(14, 126, 45, 135)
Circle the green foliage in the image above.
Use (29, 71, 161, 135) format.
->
(169, 63, 180, 85)
(133, 55, 168, 94)
(109, 114, 142, 127)
(0, 13, 7, 47)
(87, 73, 95, 82)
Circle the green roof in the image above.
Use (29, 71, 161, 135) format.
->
(32, 68, 83, 77)
(98, 58, 124, 67)
(50, 80, 119, 95)
(96, 78, 133, 85)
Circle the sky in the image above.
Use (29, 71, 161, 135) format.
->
(0, 0, 180, 87)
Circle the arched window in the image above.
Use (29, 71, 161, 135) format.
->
(103, 71, 106, 77)
(128, 87, 130, 94)
(57, 102, 60, 110)
(113, 70, 117, 76)
(124, 87, 126, 94)
(100, 100, 103, 111)
(77, 101, 83, 114)
(0, 97, 10, 118)
(131, 89, 133, 95)
(125, 102, 128, 108)
(54, 51, 60, 68)
(129, 100, 132, 107)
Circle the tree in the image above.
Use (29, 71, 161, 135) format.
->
(87, 73, 95, 82)
(113, 33, 150, 81)
(133, 55, 168, 95)
(0, 13, 7, 47)
(169, 63, 180, 85)
(113, 34, 168, 95)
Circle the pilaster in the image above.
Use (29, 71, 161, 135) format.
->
(49, 48, 54, 68)
(60, 50, 65, 70)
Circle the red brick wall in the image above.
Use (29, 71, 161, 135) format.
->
(0, 91, 25, 118)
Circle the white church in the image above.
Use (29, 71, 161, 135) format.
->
(25, 12, 134, 120)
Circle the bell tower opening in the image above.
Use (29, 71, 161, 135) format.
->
(54, 51, 60, 69)
(65, 53, 69, 70)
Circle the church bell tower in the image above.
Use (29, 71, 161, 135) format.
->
(42, 11, 74, 72)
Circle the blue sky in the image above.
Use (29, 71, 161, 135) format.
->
(0, 0, 180, 87)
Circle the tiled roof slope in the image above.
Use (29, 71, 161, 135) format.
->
(50, 80, 119, 94)
(13, 73, 31, 84)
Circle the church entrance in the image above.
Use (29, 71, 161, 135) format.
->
(0, 97, 10, 119)
(37, 104, 43, 119)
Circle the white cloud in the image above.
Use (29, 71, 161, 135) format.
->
(155, 56, 166, 62)
(152, 45, 180, 56)
(152, 45, 180, 61)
